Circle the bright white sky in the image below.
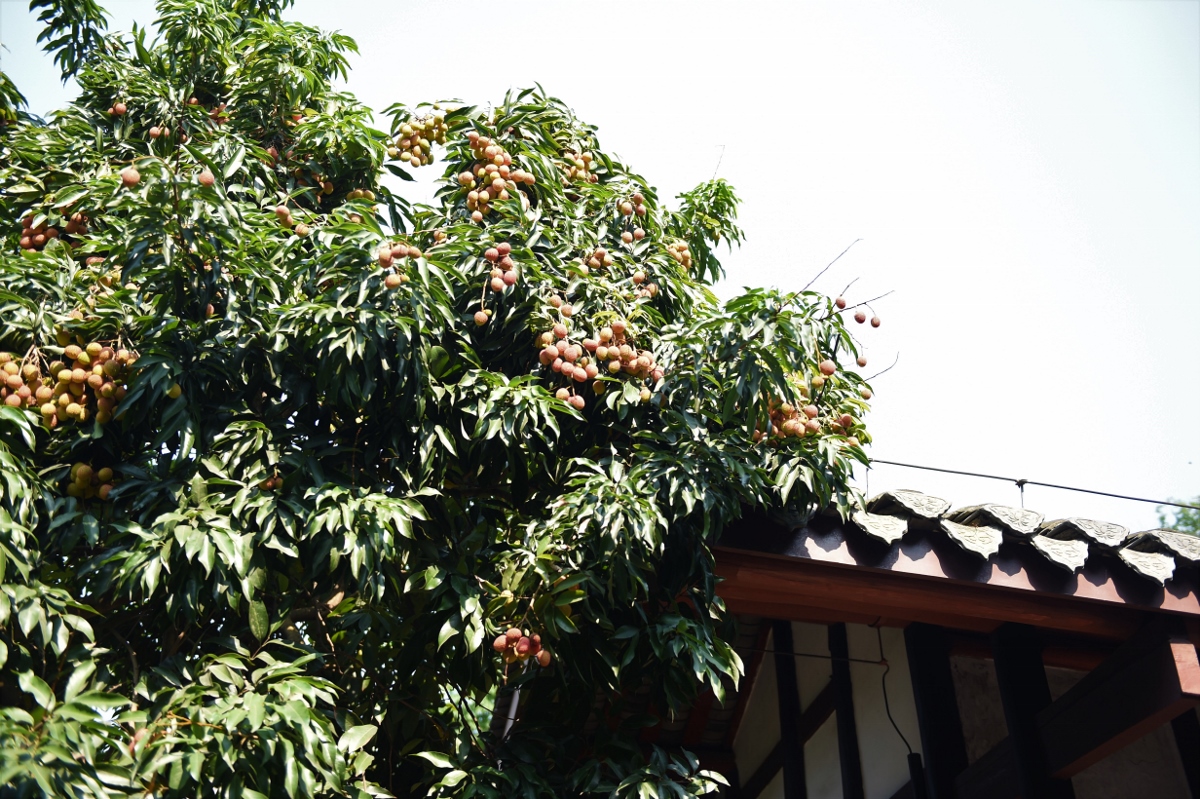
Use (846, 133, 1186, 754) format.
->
(3, 0, 1198, 532)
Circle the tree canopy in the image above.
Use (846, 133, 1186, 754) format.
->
(0, 1, 880, 796)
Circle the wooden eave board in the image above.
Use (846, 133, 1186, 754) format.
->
(715, 514, 1199, 639)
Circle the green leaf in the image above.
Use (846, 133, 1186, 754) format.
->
(18, 671, 53, 709)
(415, 751, 454, 769)
(338, 724, 378, 753)
(249, 599, 269, 642)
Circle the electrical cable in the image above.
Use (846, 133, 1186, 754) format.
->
(867, 458, 1200, 512)
(875, 625, 912, 756)
(743, 647, 885, 667)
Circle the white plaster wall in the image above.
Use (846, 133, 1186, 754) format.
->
(733, 628, 781, 789)
(732, 622, 923, 799)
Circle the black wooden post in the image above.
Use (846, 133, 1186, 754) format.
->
(773, 620, 807, 799)
(904, 623, 968, 799)
(991, 623, 1075, 799)
(829, 623, 865, 799)
(1172, 709, 1200, 799)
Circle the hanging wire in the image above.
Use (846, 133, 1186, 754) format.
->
(868, 458, 1200, 511)
(875, 625, 912, 755)
(743, 646, 885, 667)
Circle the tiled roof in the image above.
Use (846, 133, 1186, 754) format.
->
(853, 489, 1199, 586)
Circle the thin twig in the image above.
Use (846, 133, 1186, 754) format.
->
(711, 145, 725, 180)
(865, 353, 899, 381)
(802, 239, 862, 292)
(842, 290, 893, 313)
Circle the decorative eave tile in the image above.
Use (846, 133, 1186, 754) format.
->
(1030, 535, 1089, 573)
(939, 519, 1003, 560)
(949, 504, 1043, 537)
(867, 490, 951, 520)
(1039, 518, 1129, 549)
(1126, 529, 1200, 564)
(852, 511, 908, 545)
(1117, 547, 1176, 585)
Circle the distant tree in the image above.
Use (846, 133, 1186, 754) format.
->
(0, 1, 881, 796)
(1159, 498, 1200, 536)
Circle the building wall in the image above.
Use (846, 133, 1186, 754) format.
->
(732, 622, 922, 799)
(733, 625, 1195, 799)
(950, 655, 1192, 799)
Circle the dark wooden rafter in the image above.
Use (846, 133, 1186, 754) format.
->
(903, 623, 968, 799)
(724, 622, 773, 751)
(828, 623, 865, 798)
(741, 683, 835, 799)
(1171, 710, 1200, 799)
(717, 548, 1150, 641)
(773, 620, 807, 799)
(955, 618, 1200, 798)
(990, 623, 1075, 799)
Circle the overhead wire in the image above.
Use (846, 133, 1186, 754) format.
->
(866, 458, 1200, 512)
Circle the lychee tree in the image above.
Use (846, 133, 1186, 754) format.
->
(0, 1, 880, 797)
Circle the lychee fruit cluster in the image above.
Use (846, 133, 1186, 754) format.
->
(459, 132, 536, 223)
(17, 210, 94, 253)
(484, 242, 519, 292)
(273, 205, 310, 237)
(17, 215, 61, 252)
(667, 240, 692, 270)
(581, 246, 614, 274)
(65, 461, 118, 501)
(0, 344, 137, 428)
(753, 365, 865, 448)
(378, 240, 422, 289)
(492, 627, 552, 668)
(390, 113, 447, 167)
(537, 316, 663, 409)
(834, 295, 881, 328)
(258, 473, 282, 491)
(618, 192, 648, 218)
(561, 151, 598, 184)
(619, 227, 646, 246)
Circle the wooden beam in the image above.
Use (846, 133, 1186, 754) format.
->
(740, 683, 835, 799)
(1040, 621, 1200, 777)
(829, 623, 865, 798)
(954, 739, 1018, 799)
(990, 624, 1075, 799)
(716, 548, 1146, 642)
(955, 620, 1200, 797)
(773, 621, 807, 799)
(950, 631, 1117, 672)
(904, 624, 968, 799)
(1171, 709, 1200, 799)
(719, 598, 890, 630)
(717, 513, 1200, 627)
(725, 623, 772, 751)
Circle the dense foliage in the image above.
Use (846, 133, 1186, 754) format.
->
(0, 1, 880, 796)
(1159, 499, 1200, 537)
